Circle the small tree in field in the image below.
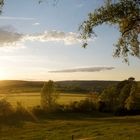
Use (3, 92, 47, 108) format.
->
(41, 80, 59, 111)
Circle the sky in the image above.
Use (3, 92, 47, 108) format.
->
(0, 0, 139, 81)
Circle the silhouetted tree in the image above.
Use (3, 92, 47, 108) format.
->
(80, 0, 140, 62)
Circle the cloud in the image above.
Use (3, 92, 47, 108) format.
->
(0, 26, 91, 48)
(32, 22, 40, 26)
(0, 26, 24, 47)
(26, 30, 82, 45)
(0, 16, 35, 20)
(48, 66, 115, 73)
(0, 27, 82, 47)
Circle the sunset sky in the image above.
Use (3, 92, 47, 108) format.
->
(0, 0, 139, 81)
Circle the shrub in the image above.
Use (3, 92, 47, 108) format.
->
(0, 99, 36, 125)
(0, 99, 14, 117)
(32, 105, 48, 118)
(0, 99, 14, 123)
(14, 102, 35, 121)
(63, 98, 96, 113)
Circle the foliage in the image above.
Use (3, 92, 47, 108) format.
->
(14, 102, 35, 121)
(32, 105, 48, 118)
(0, 0, 4, 14)
(0, 99, 14, 118)
(65, 99, 95, 113)
(0, 99, 35, 125)
(61, 94, 99, 113)
(41, 80, 59, 111)
(125, 88, 140, 111)
(80, 0, 140, 62)
(98, 86, 117, 112)
(99, 77, 140, 115)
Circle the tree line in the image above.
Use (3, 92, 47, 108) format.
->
(41, 78, 140, 115)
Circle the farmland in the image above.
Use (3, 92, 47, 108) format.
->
(0, 93, 87, 107)
(0, 80, 118, 94)
(0, 80, 116, 107)
(0, 80, 140, 140)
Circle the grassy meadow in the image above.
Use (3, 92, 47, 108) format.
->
(0, 93, 87, 107)
(0, 113, 140, 140)
(0, 91, 140, 140)
(0, 80, 140, 140)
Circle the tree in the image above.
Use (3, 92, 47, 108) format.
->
(80, 0, 140, 63)
(99, 77, 138, 113)
(99, 85, 117, 111)
(40, 80, 59, 111)
(125, 82, 140, 111)
(114, 77, 137, 109)
(0, 0, 4, 14)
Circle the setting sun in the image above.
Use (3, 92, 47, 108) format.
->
(0, 69, 9, 80)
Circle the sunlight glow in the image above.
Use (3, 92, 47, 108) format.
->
(0, 69, 9, 80)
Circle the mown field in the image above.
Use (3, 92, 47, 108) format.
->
(0, 113, 140, 140)
(0, 93, 87, 107)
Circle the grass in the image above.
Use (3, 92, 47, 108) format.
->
(0, 92, 140, 140)
(0, 93, 87, 107)
(0, 112, 140, 140)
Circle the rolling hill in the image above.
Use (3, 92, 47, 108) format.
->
(0, 80, 119, 94)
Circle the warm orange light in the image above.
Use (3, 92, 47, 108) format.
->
(0, 69, 8, 80)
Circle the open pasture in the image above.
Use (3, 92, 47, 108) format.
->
(0, 113, 140, 140)
(0, 93, 87, 107)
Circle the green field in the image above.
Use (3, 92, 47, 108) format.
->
(0, 81, 140, 140)
(0, 93, 87, 107)
(0, 113, 140, 140)
(0, 93, 140, 140)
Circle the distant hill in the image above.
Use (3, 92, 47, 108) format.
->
(0, 80, 43, 94)
(56, 80, 119, 93)
(0, 80, 119, 94)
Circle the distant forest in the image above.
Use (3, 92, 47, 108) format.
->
(0, 80, 121, 94)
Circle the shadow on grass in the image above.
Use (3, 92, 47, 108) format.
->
(35, 111, 113, 121)
(34, 111, 140, 126)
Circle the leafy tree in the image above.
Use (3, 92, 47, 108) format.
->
(99, 85, 118, 111)
(41, 80, 59, 111)
(125, 83, 140, 111)
(125, 93, 140, 111)
(99, 77, 138, 113)
(116, 78, 136, 109)
(80, 0, 140, 62)
(0, 0, 4, 13)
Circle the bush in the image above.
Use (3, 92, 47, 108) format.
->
(0, 99, 14, 123)
(0, 99, 36, 125)
(96, 101, 106, 112)
(32, 105, 48, 118)
(14, 102, 35, 121)
(0, 99, 14, 116)
(63, 98, 96, 113)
